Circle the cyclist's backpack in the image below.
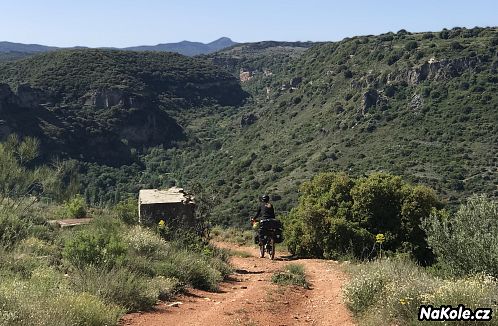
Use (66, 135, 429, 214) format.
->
(260, 218, 284, 243)
(260, 218, 282, 230)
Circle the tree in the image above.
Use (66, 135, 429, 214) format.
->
(283, 172, 443, 263)
(404, 41, 418, 51)
(351, 173, 406, 242)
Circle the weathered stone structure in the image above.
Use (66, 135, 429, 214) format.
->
(138, 187, 195, 227)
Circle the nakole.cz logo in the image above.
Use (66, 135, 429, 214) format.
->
(419, 304, 492, 321)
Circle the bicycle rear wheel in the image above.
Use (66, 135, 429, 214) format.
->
(269, 237, 275, 260)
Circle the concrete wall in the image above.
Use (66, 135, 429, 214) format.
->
(139, 202, 195, 227)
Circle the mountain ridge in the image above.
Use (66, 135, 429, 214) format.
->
(0, 37, 237, 59)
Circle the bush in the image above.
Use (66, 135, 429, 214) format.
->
(404, 41, 418, 51)
(70, 266, 157, 312)
(271, 263, 309, 288)
(62, 217, 127, 268)
(0, 203, 54, 249)
(125, 225, 169, 258)
(451, 41, 464, 50)
(65, 194, 87, 218)
(0, 266, 123, 326)
(283, 172, 443, 263)
(151, 276, 182, 301)
(324, 218, 374, 259)
(152, 249, 224, 291)
(114, 198, 138, 225)
(0, 247, 48, 279)
(343, 259, 498, 325)
(0, 210, 30, 249)
(210, 226, 253, 245)
(422, 195, 498, 276)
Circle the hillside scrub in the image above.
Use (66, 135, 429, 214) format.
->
(168, 27, 498, 225)
(283, 172, 444, 264)
(210, 225, 254, 245)
(422, 195, 498, 277)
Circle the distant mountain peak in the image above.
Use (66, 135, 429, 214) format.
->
(208, 37, 235, 47)
(0, 38, 238, 60)
(123, 37, 237, 56)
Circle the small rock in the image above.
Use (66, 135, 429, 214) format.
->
(168, 302, 183, 307)
(241, 286, 248, 289)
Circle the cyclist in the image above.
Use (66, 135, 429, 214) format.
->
(251, 194, 276, 255)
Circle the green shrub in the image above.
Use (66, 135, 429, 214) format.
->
(324, 218, 374, 259)
(16, 237, 57, 257)
(422, 195, 498, 276)
(65, 194, 87, 218)
(210, 226, 253, 246)
(0, 266, 123, 326)
(152, 249, 224, 291)
(271, 263, 309, 288)
(0, 210, 30, 249)
(70, 266, 157, 312)
(151, 276, 182, 301)
(124, 225, 169, 258)
(424, 274, 498, 309)
(283, 172, 442, 263)
(404, 40, 418, 51)
(114, 198, 138, 225)
(62, 217, 127, 268)
(0, 249, 48, 279)
(343, 258, 429, 315)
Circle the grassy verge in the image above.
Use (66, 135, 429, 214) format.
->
(271, 263, 309, 289)
(0, 202, 232, 326)
(343, 258, 498, 325)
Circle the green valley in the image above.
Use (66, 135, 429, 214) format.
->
(0, 27, 496, 226)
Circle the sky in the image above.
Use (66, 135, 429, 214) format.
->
(1, 0, 497, 47)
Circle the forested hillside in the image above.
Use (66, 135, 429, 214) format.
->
(0, 49, 246, 165)
(168, 27, 498, 225)
(0, 27, 496, 225)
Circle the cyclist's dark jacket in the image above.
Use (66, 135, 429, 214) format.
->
(254, 203, 275, 221)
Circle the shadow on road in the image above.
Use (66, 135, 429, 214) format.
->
(234, 269, 265, 275)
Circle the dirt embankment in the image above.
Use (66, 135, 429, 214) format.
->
(120, 243, 355, 326)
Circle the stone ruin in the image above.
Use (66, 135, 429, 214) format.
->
(138, 187, 195, 227)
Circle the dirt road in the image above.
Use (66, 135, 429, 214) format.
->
(120, 243, 355, 326)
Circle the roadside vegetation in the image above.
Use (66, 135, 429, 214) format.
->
(271, 263, 309, 289)
(282, 170, 498, 325)
(0, 137, 231, 326)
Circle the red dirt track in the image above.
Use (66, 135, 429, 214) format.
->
(120, 242, 355, 326)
